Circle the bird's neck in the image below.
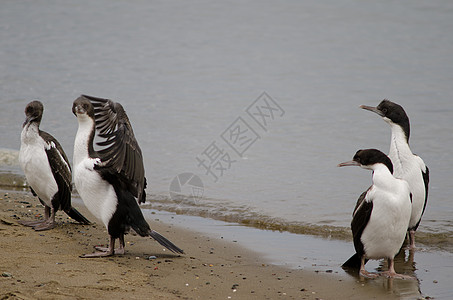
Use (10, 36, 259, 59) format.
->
(371, 164, 396, 191)
(21, 122, 40, 144)
(73, 116, 96, 166)
(388, 123, 413, 175)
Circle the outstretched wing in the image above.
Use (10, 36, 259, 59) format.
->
(82, 94, 147, 203)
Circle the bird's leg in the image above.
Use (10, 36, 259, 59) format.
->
(95, 234, 126, 255)
(18, 219, 46, 227)
(33, 207, 56, 231)
(18, 205, 51, 227)
(407, 246, 415, 266)
(117, 234, 125, 255)
(359, 256, 379, 279)
(81, 236, 116, 258)
(44, 205, 51, 220)
(380, 258, 415, 280)
(408, 230, 416, 250)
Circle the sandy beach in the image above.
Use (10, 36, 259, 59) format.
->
(0, 190, 401, 300)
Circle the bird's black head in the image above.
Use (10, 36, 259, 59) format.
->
(360, 99, 410, 141)
(72, 96, 95, 119)
(376, 100, 409, 124)
(338, 148, 393, 174)
(23, 100, 44, 127)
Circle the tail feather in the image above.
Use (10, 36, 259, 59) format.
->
(342, 253, 362, 269)
(342, 253, 369, 269)
(149, 230, 184, 254)
(65, 207, 91, 225)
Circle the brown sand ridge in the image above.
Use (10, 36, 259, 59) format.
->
(0, 191, 396, 299)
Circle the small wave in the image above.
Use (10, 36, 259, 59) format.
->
(0, 148, 19, 167)
(144, 193, 453, 252)
(145, 194, 360, 240)
(0, 149, 26, 189)
(0, 171, 27, 189)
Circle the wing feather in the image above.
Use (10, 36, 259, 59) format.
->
(81, 95, 147, 203)
(413, 165, 429, 230)
(351, 187, 373, 256)
(40, 131, 72, 211)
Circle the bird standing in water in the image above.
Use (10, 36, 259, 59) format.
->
(339, 149, 413, 279)
(361, 100, 429, 249)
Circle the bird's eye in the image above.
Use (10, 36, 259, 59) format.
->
(382, 108, 388, 114)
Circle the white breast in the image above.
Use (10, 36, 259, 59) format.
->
(392, 156, 426, 228)
(361, 176, 411, 259)
(73, 158, 117, 229)
(19, 125, 57, 207)
(388, 124, 427, 228)
(73, 115, 118, 229)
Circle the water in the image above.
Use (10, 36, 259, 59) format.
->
(148, 209, 453, 300)
(1, 0, 453, 297)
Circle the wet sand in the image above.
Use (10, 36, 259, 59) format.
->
(0, 190, 400, 299)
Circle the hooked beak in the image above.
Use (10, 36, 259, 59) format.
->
(23, 115, 36, 127)
(337, 160, 361, 168)
(72, 104, 85, 116)
(360, 105, 385, 117)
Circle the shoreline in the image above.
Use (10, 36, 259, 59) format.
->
(0, 190, 400, 300)
(1, 166, 451, 254)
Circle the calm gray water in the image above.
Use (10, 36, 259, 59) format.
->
(1, 1, 453, 297)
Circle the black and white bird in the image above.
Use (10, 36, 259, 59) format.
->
(19, 101, 90, 231)
(361, 100, 429, 249)
(339, 149, 412, 279)
(72, 95, 183, 257)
